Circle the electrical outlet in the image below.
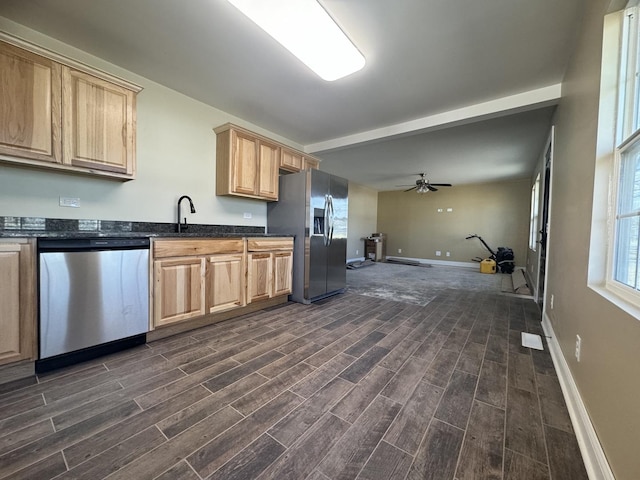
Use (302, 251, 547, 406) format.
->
(575, 334, 581, 362)
(446, 207, 453, 212)
(59, 197, 80, 208)
(398, 248, 402, 254)
(437, 208, 443, 213)
(550, 294, 554, 309)
(356, 249, 359, 255)
(446, 251, 451, 257)
(435, 250, 441, 256)
(243, 212, 252, 219)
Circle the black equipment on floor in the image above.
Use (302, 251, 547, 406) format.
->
(465, 234, 515, 274)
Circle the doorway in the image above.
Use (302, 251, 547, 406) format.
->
(537, 128, 554, 311)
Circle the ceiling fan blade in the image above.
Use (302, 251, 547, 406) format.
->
(404, 186, 418, 192)
(427, 185, 438, 191)
(395, 184, 416, 187)
(429, 183, 452, 187)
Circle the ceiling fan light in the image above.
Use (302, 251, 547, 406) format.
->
(227, 0, 365, 81)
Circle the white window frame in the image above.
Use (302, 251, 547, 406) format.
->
(529, 173, 540, 252)
(606, 2, 640, 305)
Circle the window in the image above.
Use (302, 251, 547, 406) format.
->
(609, 2, 640, 298)
(529, 174, 540, 251)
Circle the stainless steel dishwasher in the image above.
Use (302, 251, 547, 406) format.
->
(38, 237, 149, 371)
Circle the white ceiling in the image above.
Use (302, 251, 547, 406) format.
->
(0, 0, 584, 190)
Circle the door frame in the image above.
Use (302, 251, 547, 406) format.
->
(537, 126, 555, 314)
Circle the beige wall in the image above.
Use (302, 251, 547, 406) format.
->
(346, 182, 378, 261)
(377, 180, 530, 266)
(0, 17, 304, 228)
(547, 0, 640, 478)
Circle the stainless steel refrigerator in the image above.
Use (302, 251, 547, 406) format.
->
(267, 169, 348, 304)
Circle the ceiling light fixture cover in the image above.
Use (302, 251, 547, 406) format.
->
(227, 0, 365, 81)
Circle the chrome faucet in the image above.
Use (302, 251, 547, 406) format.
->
(177, 195, 196, 233)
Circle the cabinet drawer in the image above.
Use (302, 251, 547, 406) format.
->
(153, 239, 244, 258)
(247, 237, 293, 252)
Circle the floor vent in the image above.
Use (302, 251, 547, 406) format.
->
(521, 332, 544, 350)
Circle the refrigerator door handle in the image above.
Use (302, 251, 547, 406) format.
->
(328, 195, 335, 246)
(323, 194, 330, 246)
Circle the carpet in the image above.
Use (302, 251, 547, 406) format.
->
(346, 262, 503, 306)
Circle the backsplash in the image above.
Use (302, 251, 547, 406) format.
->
(0, 216, 266, 237)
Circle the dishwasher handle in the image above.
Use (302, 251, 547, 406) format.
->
(38, 237, 150, 251)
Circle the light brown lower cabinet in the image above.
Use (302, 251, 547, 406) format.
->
(205, 254, 245, 314)
(153, 257, 206, 327)
(0, 239, 36, 367)
(273, 251, 293, 296)
(247, 251, 293, 303)
(152, 239, 245, 328)
(247, 252, 273, 303)
(247, 238, 294, 304)
(151, 238, 291, 330)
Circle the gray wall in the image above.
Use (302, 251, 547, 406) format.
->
(346, 182, 378, 261)
(545, 1, 640, 478)
(377, 180, 530, 266)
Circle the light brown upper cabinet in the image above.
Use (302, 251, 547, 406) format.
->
(215, 124, 280, 201)
(215, 123, 321, 200)
(303, 157, 320, 170)
(280, 147, 304, 172)
(62, 67, 136, 175)
(280, 146, 321, 173)
(0, 35, 141, 180)
(0, 43, 62, 164)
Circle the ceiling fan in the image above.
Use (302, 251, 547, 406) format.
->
(398, 173, 453, 193)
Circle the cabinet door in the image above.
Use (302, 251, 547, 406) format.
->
(247, 252, 273, 303)
(280, 147, 303, 172)
(231, 129, 259, 195)
(62, 67, 135, 175)
(205, 254, 245, 314)
(153, 257, 205, 327)
(0, 41, 62, 164)
(304, 157, 320, 170)
(273, 251, 293, 296)
(0, 242, 36, 366)
(258, 141, 280, 200)
(0, 247, 21, 365)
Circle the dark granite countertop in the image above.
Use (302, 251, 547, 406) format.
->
(0, 216, 292, 239)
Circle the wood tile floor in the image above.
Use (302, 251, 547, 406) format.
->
(0, 290, 589, 480)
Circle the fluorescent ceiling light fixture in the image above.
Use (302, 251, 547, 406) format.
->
(227, 0, 365, 81)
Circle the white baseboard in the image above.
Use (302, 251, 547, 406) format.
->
(541, 314, 615, 480)
(385, 255, 527, 271)
(385, 255, 478, 269)
(347, 256, 366, 264)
